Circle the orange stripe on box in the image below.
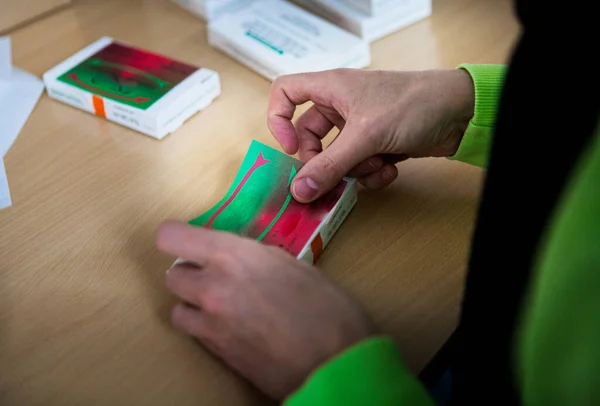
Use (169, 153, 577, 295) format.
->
(310, 233, 323, 264)
(92, 95, 106, 118)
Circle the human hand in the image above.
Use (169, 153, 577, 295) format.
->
(156, 220, 376, 400)
(267, 68, 475, 202)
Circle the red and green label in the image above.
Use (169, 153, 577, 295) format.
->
(190, 141, 346, 256)
(58, 40, 198, 110)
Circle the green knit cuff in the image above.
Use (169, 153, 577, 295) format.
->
(449, 64, 507, 167)
(284, 336, 434, 406)
(458, 63, 506, 128)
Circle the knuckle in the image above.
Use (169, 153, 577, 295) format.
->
(331, 67, 350, 78)
(191, 287, 206, 307)
(200, 289, 225, 315)
(266, 115, 275, 132)
(165, 271, 176, 292)
(271, 75, 285, 89)
(210, 249, 240, 272)
(165, 266, 183, 292)
(171, 305, 190, 330)
(272, 73, 298, 90)
(353, 115, 371, 129)
(320, 153, 344, 177)
(331, 68, 359, 86)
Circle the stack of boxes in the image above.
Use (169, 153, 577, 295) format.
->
(170, 0, 252, 22)
(291, 0, 432, 43)
(170, 0, 431, 81)
(207, 0, 371, 81)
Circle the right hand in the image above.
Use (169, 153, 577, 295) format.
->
(157, 220, 376, 400)
(267, 68, 475, 203)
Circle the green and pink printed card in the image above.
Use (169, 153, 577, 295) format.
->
(189, 140, 357, 264)
(42, 37, 221, 140)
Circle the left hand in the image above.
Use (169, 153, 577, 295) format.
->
(156, 220, 377, 400)
(267, 68, 475, 203)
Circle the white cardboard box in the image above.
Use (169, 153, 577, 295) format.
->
(174, 137, 358, 266)
(207, 0, 370, 81)
(175, 177, 357, 265)
(43, 37, 221, 139)
(297, 177, 357, 264)
(293, 0, 431, 42)
(340, 0, 399, 15)
(170, 0, 253, 22)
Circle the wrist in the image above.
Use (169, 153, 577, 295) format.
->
(455, 68, 476, 131)
(437, 69, 475, 157)
(447, 63, 508, 167)
(456, 63, 507, 129)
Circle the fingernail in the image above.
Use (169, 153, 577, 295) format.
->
(383, 166, 396, 180)
(367, 158, 378, 170)
(293, 178, 319, 201)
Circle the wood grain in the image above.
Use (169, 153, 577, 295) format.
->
(0, 0, 72, 34)
(0, 0, 519, 404)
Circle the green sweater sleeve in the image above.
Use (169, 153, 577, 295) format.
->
(448, 64, 507, 168)
(284, 336, 435, 406)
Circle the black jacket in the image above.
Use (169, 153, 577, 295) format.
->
(421, 1, 599, 404)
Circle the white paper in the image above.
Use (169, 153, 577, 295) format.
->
(0, 36, 44, 210)
(0, 37, 11, 78)
(0, 67, 44, 157)
(0, 159, 11, 210)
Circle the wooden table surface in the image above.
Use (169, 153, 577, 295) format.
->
(0, 0, 519, 404)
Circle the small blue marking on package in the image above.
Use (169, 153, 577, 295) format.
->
(245, 31, 284, 54)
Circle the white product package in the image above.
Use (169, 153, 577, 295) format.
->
(171, 0, 253, 21)
(340, 0, 399, 15)
(43, 37, 221, 140)
(293, 0, 431, 42)
(208, 0, 371, 81)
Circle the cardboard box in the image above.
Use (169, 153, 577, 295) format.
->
(207, 0, 370, 81)
(293, 0, 431, 42)
(0, 0, 71, 33)
(297, 177, 357, 264)
(43, 37, 221, 139)
(340, 0, 399, 15)
(180, 179, 357, 265)
(170, 0, 253, 22)
(175, 140, 358, 265)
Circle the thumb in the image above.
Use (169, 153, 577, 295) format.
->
(291, 126, 372, 203)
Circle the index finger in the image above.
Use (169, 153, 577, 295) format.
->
(156, 220, 236, 265)
(267, 71, 337, 155)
